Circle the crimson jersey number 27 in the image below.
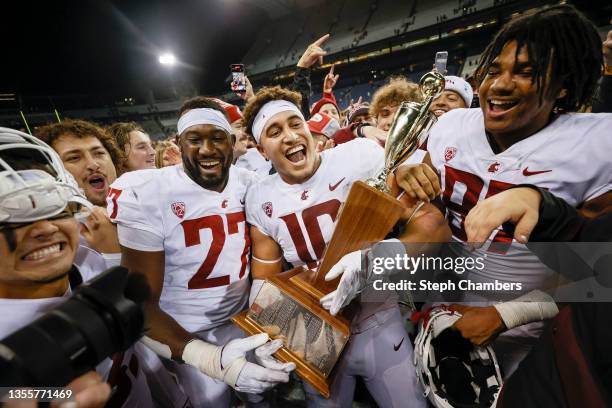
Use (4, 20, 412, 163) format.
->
(181, 212, 250, 289)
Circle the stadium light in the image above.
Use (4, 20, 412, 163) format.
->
(159, 53, 176, 66)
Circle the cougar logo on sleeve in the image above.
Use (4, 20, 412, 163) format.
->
(444, 146, 457, 162)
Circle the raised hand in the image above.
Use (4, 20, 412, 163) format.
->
(297, 34, 330, 69)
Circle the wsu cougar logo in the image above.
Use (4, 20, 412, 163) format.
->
(444, 146, 457, 162)
(262, 202, 273, 218)
(488, 162, 501, 173)
(171, 202, 186, 219)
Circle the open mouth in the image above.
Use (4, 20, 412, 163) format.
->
(22, 242, 65, 262)
(87, 174, 107, 191)
(487, 99, 519, 114)
(433, 109, 447, 116)
(285, 145, 306, 164)
(198, 159, 222, 172)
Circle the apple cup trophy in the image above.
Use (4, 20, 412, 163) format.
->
(233, 66, 445, 397)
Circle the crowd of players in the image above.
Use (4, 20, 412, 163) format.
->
(1, 4, 612, 408)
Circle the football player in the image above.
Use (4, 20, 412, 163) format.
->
(0, 128, 158, 407)
(380, 4, 612, 377)
(108, 97, 294, 406)
(242, 86, 450, 407)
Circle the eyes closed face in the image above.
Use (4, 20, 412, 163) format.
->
(430, 90, 466, 117)
(0, 214, 79, 298)
(375, 104, 399, 132)
(179, 124, 233, 192)
(257, 110, 319, 185)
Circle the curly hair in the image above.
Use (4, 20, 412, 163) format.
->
(106, 122, 145, 152)
(242, 86, 302, 137)
(178, 96, 228, 119)
(475, 4, 602, 113)
(370, 76, 421, 118)
(35, 119, 127, 175)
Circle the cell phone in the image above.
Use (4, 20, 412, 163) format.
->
(434, 51, 448, 74)
(230, 64, 246, 92)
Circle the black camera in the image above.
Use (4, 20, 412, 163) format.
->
(0, 266, 148, 391)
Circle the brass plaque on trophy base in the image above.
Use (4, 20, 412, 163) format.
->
(233, 270, 351, 398)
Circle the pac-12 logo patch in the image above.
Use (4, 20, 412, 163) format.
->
(444, 146, 457, 162)
(262, 202, 273, 218)
(171, 202, 186, 219)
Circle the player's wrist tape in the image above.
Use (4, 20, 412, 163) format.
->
(182, 339, 246, 387)
(494, 290, 558, 329)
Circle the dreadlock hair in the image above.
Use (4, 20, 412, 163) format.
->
(475, 4, 602, 113)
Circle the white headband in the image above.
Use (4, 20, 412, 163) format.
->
(252, 100, 305, 143)
(177, 108, 232, 136)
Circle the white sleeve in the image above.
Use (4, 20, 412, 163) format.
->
(107, 177, 164, 251)
(245, 184, 269, 236)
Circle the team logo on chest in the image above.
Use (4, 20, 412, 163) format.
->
(444, 146, 457, 162)
(221, 199, 228, 208)
(487, 161, 501, 173)
(301, 190, 309, 200)
(262, 201, 273, 218)
(171, 202, 186, 219)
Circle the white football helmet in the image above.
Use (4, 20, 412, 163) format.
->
(413, 306, 503, 408)
(0, 127, 92, 224)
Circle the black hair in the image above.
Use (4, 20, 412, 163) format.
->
(475, 4, 602, 112)
(178, 97, 228, 119)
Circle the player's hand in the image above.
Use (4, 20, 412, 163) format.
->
(323, 64, 340, 93)
(603, 28, 612, 67)
(237, 76, 255, 101)
(395, 162, 441, 202)
(450, 304, 506, 346)
(162, 143, 181, 166)
(320, 250, 366, 316)
(297, 34, 330, 68)
(221, 334, 291, 394)
(253, 338, 296, 372)
(79, 206, 120, 254)
(316, 138, 335, 152)
(464, 187, 541, 247)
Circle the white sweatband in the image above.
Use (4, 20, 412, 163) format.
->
(249, 279, 265, 306)
(252, 100, 305, 143)
(494, 290, 559, 330)
(101, 252, 121, 268)
(177, 108, 232, 136)
(182, 339, 247, 387)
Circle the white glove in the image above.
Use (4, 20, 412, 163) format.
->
(182, 333, 292, 394)
(320, 250, 366, 316)
(254, 338, 296, 372)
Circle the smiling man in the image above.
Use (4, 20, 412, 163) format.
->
(108, 97, 294, 406)
(242, 86, 450, 407)
(395, 4, 612, 380)
(36, 120, 124, 206)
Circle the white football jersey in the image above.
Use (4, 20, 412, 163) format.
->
(108, 164, 258, 332)
(235, 148, 272, 176)
(246, 138, 384, 269)
(427, 109, 612, 299)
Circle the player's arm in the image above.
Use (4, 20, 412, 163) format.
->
(120, 246, 193, 359)
(249, 226, 283, 304)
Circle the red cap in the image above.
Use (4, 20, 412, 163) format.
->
(310, 97, 339, 116)
(307, 112, 340, 139)
(210, 98, 243, 124)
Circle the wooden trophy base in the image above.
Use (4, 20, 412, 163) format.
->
(232, 268, 350, 398)
(233, 181, 405, 398)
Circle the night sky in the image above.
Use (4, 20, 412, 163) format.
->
(2, 0, 267, 101)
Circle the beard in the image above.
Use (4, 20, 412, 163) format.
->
(182, 153, 233, 191)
